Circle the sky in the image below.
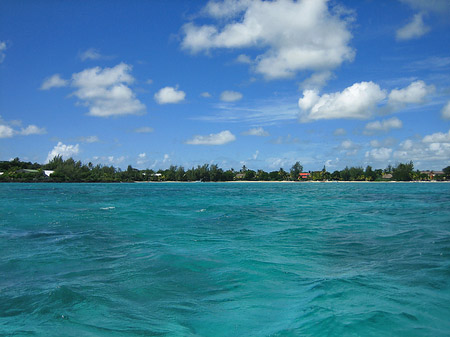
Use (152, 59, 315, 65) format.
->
(1, 0, 450, 171)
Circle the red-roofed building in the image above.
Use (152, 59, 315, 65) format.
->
(298, 172, 311, 179)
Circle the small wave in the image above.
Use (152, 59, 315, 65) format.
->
(100, 206, 115, 210)
(196, 209, 206, 212)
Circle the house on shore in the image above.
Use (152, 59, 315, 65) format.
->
(420, 171, 444, 180)
(298, 172, 311, 180)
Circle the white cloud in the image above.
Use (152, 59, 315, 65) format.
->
(40, 74, 68, 90)
(299, 82, 386, 122)
(0, 117, 46, 138)
(134, 126, 154, 133)
(186, 130, 236, 145)
(387, 80, 434, 106)
(0, 41, 7, 63)
(19, 125, 47, 136)
(370, 140, 382, 148)
(220, 90, 243, 102)
(79, 48, 102, 61)
(392, 129, 450, 167)
(252, 150, 259, 160)
(201, 92, 212, 98)
(370, 138, 397, 148)
(340, 139, 356, 150)
(300, 71, 333, 90)
(270, 134, 300, 145)
(203, 0, 253, 18)
(242, 127, 269, 136)
(441, 101, 450, 119)
(422, 129, 450, 143)
(339, 139, 359, 156)
(236, 54, 252, 64)
(365, 147, 393, 162)
(154, 86, 186, 104)
(46, 142, 80, 162)
(182, 0, 354, 79)
(333, 128, 347, 136)
(78, 135, 99, 143)
(0, 124, 15, 138)
(400, 0, 450, 14)
(137, 152, 148, 166)
(363, 117, 402, 135)
(396, 13, 430, 41)
(71, 63, 146, 117)
(106, 155, 126, 165)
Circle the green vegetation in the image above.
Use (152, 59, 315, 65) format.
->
(0, 156, 448, 182)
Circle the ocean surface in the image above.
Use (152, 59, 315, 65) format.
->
(1, 182, 450, 336)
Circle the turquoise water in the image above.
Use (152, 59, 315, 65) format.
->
(1, 182, 450, 336)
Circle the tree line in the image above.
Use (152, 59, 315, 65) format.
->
(0, 156, 449, 183)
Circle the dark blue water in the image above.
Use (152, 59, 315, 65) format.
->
(1, 182, 449, 336)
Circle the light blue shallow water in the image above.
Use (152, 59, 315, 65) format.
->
(1, 182, 450, 336)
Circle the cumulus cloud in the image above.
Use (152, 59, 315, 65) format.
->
(186, 130, 236, 145)
(220, 90, 243, 102)
(154, 86, 186, 104)
(370, 138, 397, 148)
(78, 135, 99, 143)
(298, 81, 386, 122)
(363, 117, 403, 135)
(0, 41, 7, 63)
(0, 117, 46, 138)
(422, 129, 450, 143)
(19, 125, 47, 136)
(79, 48, 102, 61)
(441, 101, 450, 120)
(134, 126, 154, 133)
(270, 134, 300, 145)
(0, 124, 15, 138)
(365, 147, 393, 162)
(396, 13, 430, 40)
(333, 128, 347, 136)
(236, 54, 252, 64)
(300, 71, 333, 90)
(387, 80, 434, 106)
(299, 80, 434, 122)
(200, 92, 212, 98)
(339, 139, 360, 156)
(70, 63, 145, 117)
(393, 129, 450, 166)
(399, 0, 450, 14)
(182, 0, 354, 79)
(137, 152, 148, 166)
(46, 142, 80, 163)
(242, 127, 269, 136)
(40, 74, 68, 90)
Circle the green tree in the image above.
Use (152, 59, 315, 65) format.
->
(331, 170, 341, 181)
(392, 161, 414, 181)
(244, 169, 256, 181)
(365, 165, 376, 181)
(443, 166, 450, 179)
(278, 168, 288, 181)
(290, 162, 303, 180)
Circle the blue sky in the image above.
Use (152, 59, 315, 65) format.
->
(1, 0, 449, 171)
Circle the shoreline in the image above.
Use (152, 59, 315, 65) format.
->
(134, 180, 449, 183)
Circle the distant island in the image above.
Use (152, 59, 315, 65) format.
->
(0, 156, 449, 183)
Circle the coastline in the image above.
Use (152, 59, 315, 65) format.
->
(134, 180, 449, 183)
